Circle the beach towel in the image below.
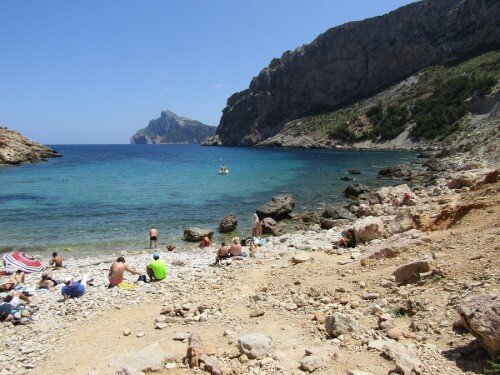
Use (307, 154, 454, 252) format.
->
(117, 281, 136, 290)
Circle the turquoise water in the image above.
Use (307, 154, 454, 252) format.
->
(0, 145, 415, 256)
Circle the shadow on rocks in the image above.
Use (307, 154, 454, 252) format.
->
(441, 340, 491, 374)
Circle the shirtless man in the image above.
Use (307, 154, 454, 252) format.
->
(108, 257, 142, 287)
(215, 242, 230, 262)
(149, 227, 159, 249)
(49, 252, 63, 268)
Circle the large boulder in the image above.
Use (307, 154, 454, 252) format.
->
(325, 312, 356, 337)
(184, 227, 214, 242)
(344, 184, 371, 199)
(382, 340, 424, 374)
(392, 260, 432, 284)
(322, 206, 356, 221)
(374, 184, 412, 204)
(320, 218, 351, 230)
(447, 173, 477, 189)
(256, 194, 295, 220)
(456, 295, 500, 358)
(261, 217, 283, 236)
(354, 216, 385, 243)
(219, 214, 237, 233)
(378, 164, 412, 179)
(238, 333, 271, 359)
(348, 168, 362, 175)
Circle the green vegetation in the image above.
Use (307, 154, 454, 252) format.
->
(283, 51, 500, 143)
(410, 72, 496, 139)
(367, 102, 409, 140)
(484, 359, 500, 375)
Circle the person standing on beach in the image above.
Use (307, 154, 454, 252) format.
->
(149, 227, 159, 249)
(252, 213, 261, 237)
(108, 257, 142, 287)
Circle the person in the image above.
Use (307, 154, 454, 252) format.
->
(229, 237, 242, 256)
(252, 213, 261, 237)
(108, 257, 142, 287)
(215, 242, 230, 262)
(61, 275, 88, 300)
(49, 252, 63, 267)
(249, 240, 259, 257)
(402, 192, 412, 206)
(149, 227, 159, 249)
(13, 270, 25, 285)
(3, 290, 32, 306)
(146, 253, 167, 282)
(199, 236, 210, 248)
(335, 228, 356, 248)
(0, 303, 14, 322)
(38, 272, 59, 289)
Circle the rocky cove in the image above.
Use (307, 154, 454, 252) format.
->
(1, 147, 498, 375)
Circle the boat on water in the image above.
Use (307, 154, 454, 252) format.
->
(218, 165, 229, 175)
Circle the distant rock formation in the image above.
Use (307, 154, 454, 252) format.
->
(0, 128, 61, 166)
(205, 0, 499, 146)
(131, 110, 216, 144)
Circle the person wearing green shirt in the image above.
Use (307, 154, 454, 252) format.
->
(146, 253, 167, 281)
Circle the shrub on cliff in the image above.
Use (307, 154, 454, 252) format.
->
(410, 72, 496, 140)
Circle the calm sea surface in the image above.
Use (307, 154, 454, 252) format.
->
(0, 145, 416, 256)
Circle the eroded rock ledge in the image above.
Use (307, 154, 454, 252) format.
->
(0, 128, 61, 166)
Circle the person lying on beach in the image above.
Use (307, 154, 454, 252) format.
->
(38, 272, 60, 289)
(3, 290, 32, 307)
(13, 270, 25, 285)
(334, 228, 356, 248)
(199, 236, 211, 248)
(146, 253, 167, 282)
(215, 242, 230, 262)
(0, 303, 14, 322)
(229, 237, 242, 257)
(49, 252, 63, 268)
(61, 275, 88, 300)
(108, 257, 142, 287)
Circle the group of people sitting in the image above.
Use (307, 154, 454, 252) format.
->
(108, 253, 167, 287)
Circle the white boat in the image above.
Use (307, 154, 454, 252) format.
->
(218, 166, 229, 175)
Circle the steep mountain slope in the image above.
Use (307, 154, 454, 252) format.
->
(0, 128, 61, 165)
(260, 51, 500, 156)
(205, 0, 499, 147)
(131, 110, 216, 144)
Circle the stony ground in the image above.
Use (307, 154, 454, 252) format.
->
(1, 157, 498, 375)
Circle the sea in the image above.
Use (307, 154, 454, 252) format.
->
(0, 145, 416, 257)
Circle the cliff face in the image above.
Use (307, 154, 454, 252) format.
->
(207, 0, 499, 146)
(131, 110, 216, 144)
(0, 128, 61, 165)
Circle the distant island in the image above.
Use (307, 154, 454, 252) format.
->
(0, 127, 61, 166)
(131, 110, 216, 144)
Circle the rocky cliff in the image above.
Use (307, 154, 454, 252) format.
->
(0, 128, 61, 165)
(131, 110, 216, 144)
(205, 0, 499, 146)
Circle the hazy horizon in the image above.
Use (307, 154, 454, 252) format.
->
(1, 0, 415, 144)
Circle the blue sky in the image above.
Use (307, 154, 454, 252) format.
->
(0, 0, 415, 144)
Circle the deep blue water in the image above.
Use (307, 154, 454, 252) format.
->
(0, 145, 415, 256)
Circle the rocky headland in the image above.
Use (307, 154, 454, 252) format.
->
(0, 128, 61, 166)
(131, 110, 216, 144)
(204, 0, 499, 150)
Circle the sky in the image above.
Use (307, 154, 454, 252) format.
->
(0, 0, 416, 144)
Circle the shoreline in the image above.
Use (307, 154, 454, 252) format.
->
(1, 149, 498, 374)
